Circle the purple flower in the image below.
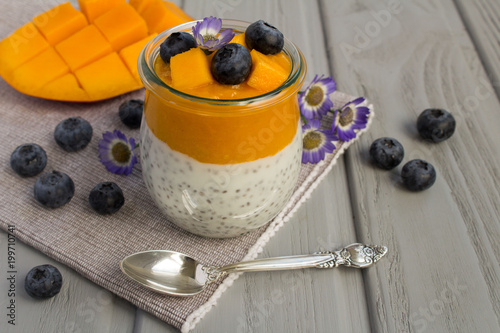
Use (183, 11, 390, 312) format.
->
(192, 16, 235, 51)
(302, 119, 338, 164)
(298, 75, 336, 120)
(333, 97, 370, 142)
(98, 130, 138, 176)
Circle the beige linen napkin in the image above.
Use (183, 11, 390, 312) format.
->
(0, 84, 372, 332)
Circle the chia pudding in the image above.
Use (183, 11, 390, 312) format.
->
(137, 19, 306, 237)
(140, 121, 302, 238)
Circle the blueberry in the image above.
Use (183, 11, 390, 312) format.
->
(10, 143, 47, 177)
(245, 20, 284, 55)
(34, 171, 75, 208)
(89, 182, 125, 215)
(159, 32, 197, 63)
(401, 159, 436, 192)
(369, 137, 404, 170)
(119, 99, 144, 129)
(211, 43, 252, 85)
(54, 117, 93, 152)
(25, 264, 63, 299)
(417, 108, 456, 143)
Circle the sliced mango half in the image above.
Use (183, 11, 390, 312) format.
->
(0, 0, 194, 102)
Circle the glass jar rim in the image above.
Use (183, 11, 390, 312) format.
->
(138, 19, 306, 108)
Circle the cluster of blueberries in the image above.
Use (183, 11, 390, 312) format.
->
(160, 20, 284, 85)
(9, 100, 143, 214)
(369, 108, 456, 191)
(12, 100, 143, 299)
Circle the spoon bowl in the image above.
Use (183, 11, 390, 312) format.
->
(120, 250, 208, 296)
(120, 243, 388, 297)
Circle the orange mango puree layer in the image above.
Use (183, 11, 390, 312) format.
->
(144, 90, 300, 164)
(145, 49, 299, 164)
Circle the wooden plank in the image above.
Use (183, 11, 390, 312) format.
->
(454, 0, 500, 99)
(320, 0, 500, 332)
(134, 0, 371, 332)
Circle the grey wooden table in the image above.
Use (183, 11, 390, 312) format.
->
(1, 0, 500, 332)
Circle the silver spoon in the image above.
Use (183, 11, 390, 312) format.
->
(120, 243, 388, 297)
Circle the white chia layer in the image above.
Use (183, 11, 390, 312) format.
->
(140, 122, 302, 238)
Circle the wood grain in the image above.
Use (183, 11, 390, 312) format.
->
(320, 0, 500, 332)
(454, 0, 500, 99)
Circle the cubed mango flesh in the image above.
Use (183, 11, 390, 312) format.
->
(269, 51, 292, 71)
(0, 22, 49, 79)
(140, 0, 187, 33)
(170, 48, 214, 90)
(0, 1, 193, 101)
(33, 2, 88, 45)
(119, 33, 157, 84)
(75, 52, 141, 100)
(77, 0, 125, 22)
(247, 49, 289, 91)
(153, 58, 172, 86)
(129, 0, 154, 14)
(230, 33, 248, 49)
(93, 3, 148, 51)
(36, 73, 89, 102)
(11, 48, 69, 92)
(55, 25, 112, 71)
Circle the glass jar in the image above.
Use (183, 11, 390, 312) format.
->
(138, 19, 306, 238)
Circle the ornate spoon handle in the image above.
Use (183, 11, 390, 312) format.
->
(203, 243, 388, 284)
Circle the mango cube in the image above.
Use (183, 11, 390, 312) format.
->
(153, 58, 172, 86)
(247, 49, 289, 91)
(33, 2, 88, 45)
(129, 0, 154, 14)
(75, 52, 141, 100)
(170, 48, 214, 90)
(141, 0, 187, 33)
(119, 33, 157, 83)
(269, 51, 291, 71)
(230, 33, 248, 49)
(93, 3, 148, 51)
(55, 25, 112, 71)
(12, 48, 69, 92)
(36, 73, 89, 102)
(77, 0, 125, 22)
(0, 22, 49, 78)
